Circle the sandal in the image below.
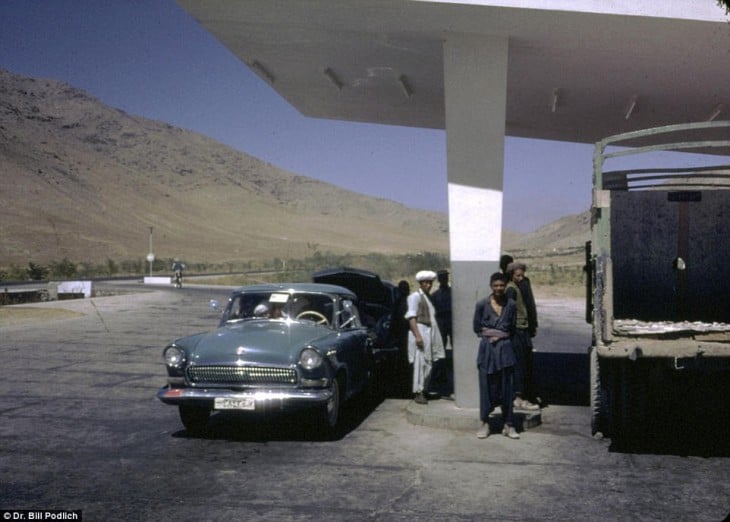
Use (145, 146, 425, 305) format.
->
(477, 422, 490, 439)
(502, 425, 520, 439)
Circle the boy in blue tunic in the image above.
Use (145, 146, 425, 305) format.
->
(473, 272, 520, 439)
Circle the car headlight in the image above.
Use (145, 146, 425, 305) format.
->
(299, 347, 323, 370)
(163, 345, 186, 368)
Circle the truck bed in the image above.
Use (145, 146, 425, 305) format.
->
(613, 318, 730, 336)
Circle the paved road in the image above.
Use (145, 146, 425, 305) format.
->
(0, 284, 728, 521)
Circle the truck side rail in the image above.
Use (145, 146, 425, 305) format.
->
(603, 166, 730, 190)
(594, 120, 730, 191)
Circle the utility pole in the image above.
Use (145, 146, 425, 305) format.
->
(146, 226, 155, 277)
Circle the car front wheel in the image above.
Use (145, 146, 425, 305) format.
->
(179, 404, 210, 435)
(314, 375, 342, 439)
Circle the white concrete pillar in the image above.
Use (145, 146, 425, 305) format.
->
(444, 34, 508, 408)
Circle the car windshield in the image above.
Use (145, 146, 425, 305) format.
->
(225, 291, 336, 324)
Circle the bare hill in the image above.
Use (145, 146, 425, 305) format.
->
(506, 210, 590, 255)
(0, 69, 453, 267)
(0, 68, 589, 269)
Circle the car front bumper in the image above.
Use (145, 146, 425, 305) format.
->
(157, 385, 333, 411)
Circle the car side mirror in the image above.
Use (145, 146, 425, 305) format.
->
(209, 299, 220, 311)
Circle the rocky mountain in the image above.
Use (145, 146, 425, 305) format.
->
(0, 68, 588, 268)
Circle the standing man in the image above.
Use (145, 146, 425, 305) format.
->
(501, 255, 540, 405)
(405, 270, 445, 404)
(505, 262, 540, 411)
(388, 280, 411, 397)
(519, 264, 539, 403)
(430, 269, 454, 399)
(473, 272, 520, 439)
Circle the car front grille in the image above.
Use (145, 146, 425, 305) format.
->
(186, 365, 297, 386)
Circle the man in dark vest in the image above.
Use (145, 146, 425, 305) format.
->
(429, 269, 454, 399)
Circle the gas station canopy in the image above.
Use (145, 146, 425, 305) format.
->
(178, 0, 730, 145)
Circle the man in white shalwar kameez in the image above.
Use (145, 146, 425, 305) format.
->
(405, 270, 445, 404)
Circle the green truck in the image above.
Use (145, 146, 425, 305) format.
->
(586, 121, 730, 442)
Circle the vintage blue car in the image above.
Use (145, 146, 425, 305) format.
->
(157, 283, 375, 436)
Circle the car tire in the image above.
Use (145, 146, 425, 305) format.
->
(314, 375, 342, 439)
(179, 404, 210, 435)
(325, 375, 342, 426)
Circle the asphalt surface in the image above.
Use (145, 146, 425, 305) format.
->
(0, 283, 728, 521)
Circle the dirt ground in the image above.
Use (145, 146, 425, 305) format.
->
(0, 306, 84, 326)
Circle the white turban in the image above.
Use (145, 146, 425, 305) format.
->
(415, 270, 437, 282)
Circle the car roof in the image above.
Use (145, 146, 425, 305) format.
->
(230, 282, 357, 298)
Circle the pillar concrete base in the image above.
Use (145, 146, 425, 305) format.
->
(405, 399, 542, 433)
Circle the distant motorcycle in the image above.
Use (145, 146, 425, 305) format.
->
(172, 260, 185, 289)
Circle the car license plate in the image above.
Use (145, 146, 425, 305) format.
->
(214, 397, 255, 410)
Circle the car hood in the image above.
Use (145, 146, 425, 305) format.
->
(181, 320, 334, 367)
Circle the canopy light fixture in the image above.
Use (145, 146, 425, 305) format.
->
(707, 103, 724, 121)
(624, 95, 638, 120)
(399, 75, 413, 98)
(323, 68, 343, 90)
(551, 88, 560, 113)
(250, 60, 274, 84)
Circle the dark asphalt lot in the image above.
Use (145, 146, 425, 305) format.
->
(0, 283, 728, 521)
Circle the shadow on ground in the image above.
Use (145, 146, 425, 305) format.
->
(171, 389, 385, 443)
(170, 351, 728, 457)
(607, 369, 730, 457)
(534, 352, 590, 406)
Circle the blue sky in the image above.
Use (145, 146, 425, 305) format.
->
(1, 0, 598, 233)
